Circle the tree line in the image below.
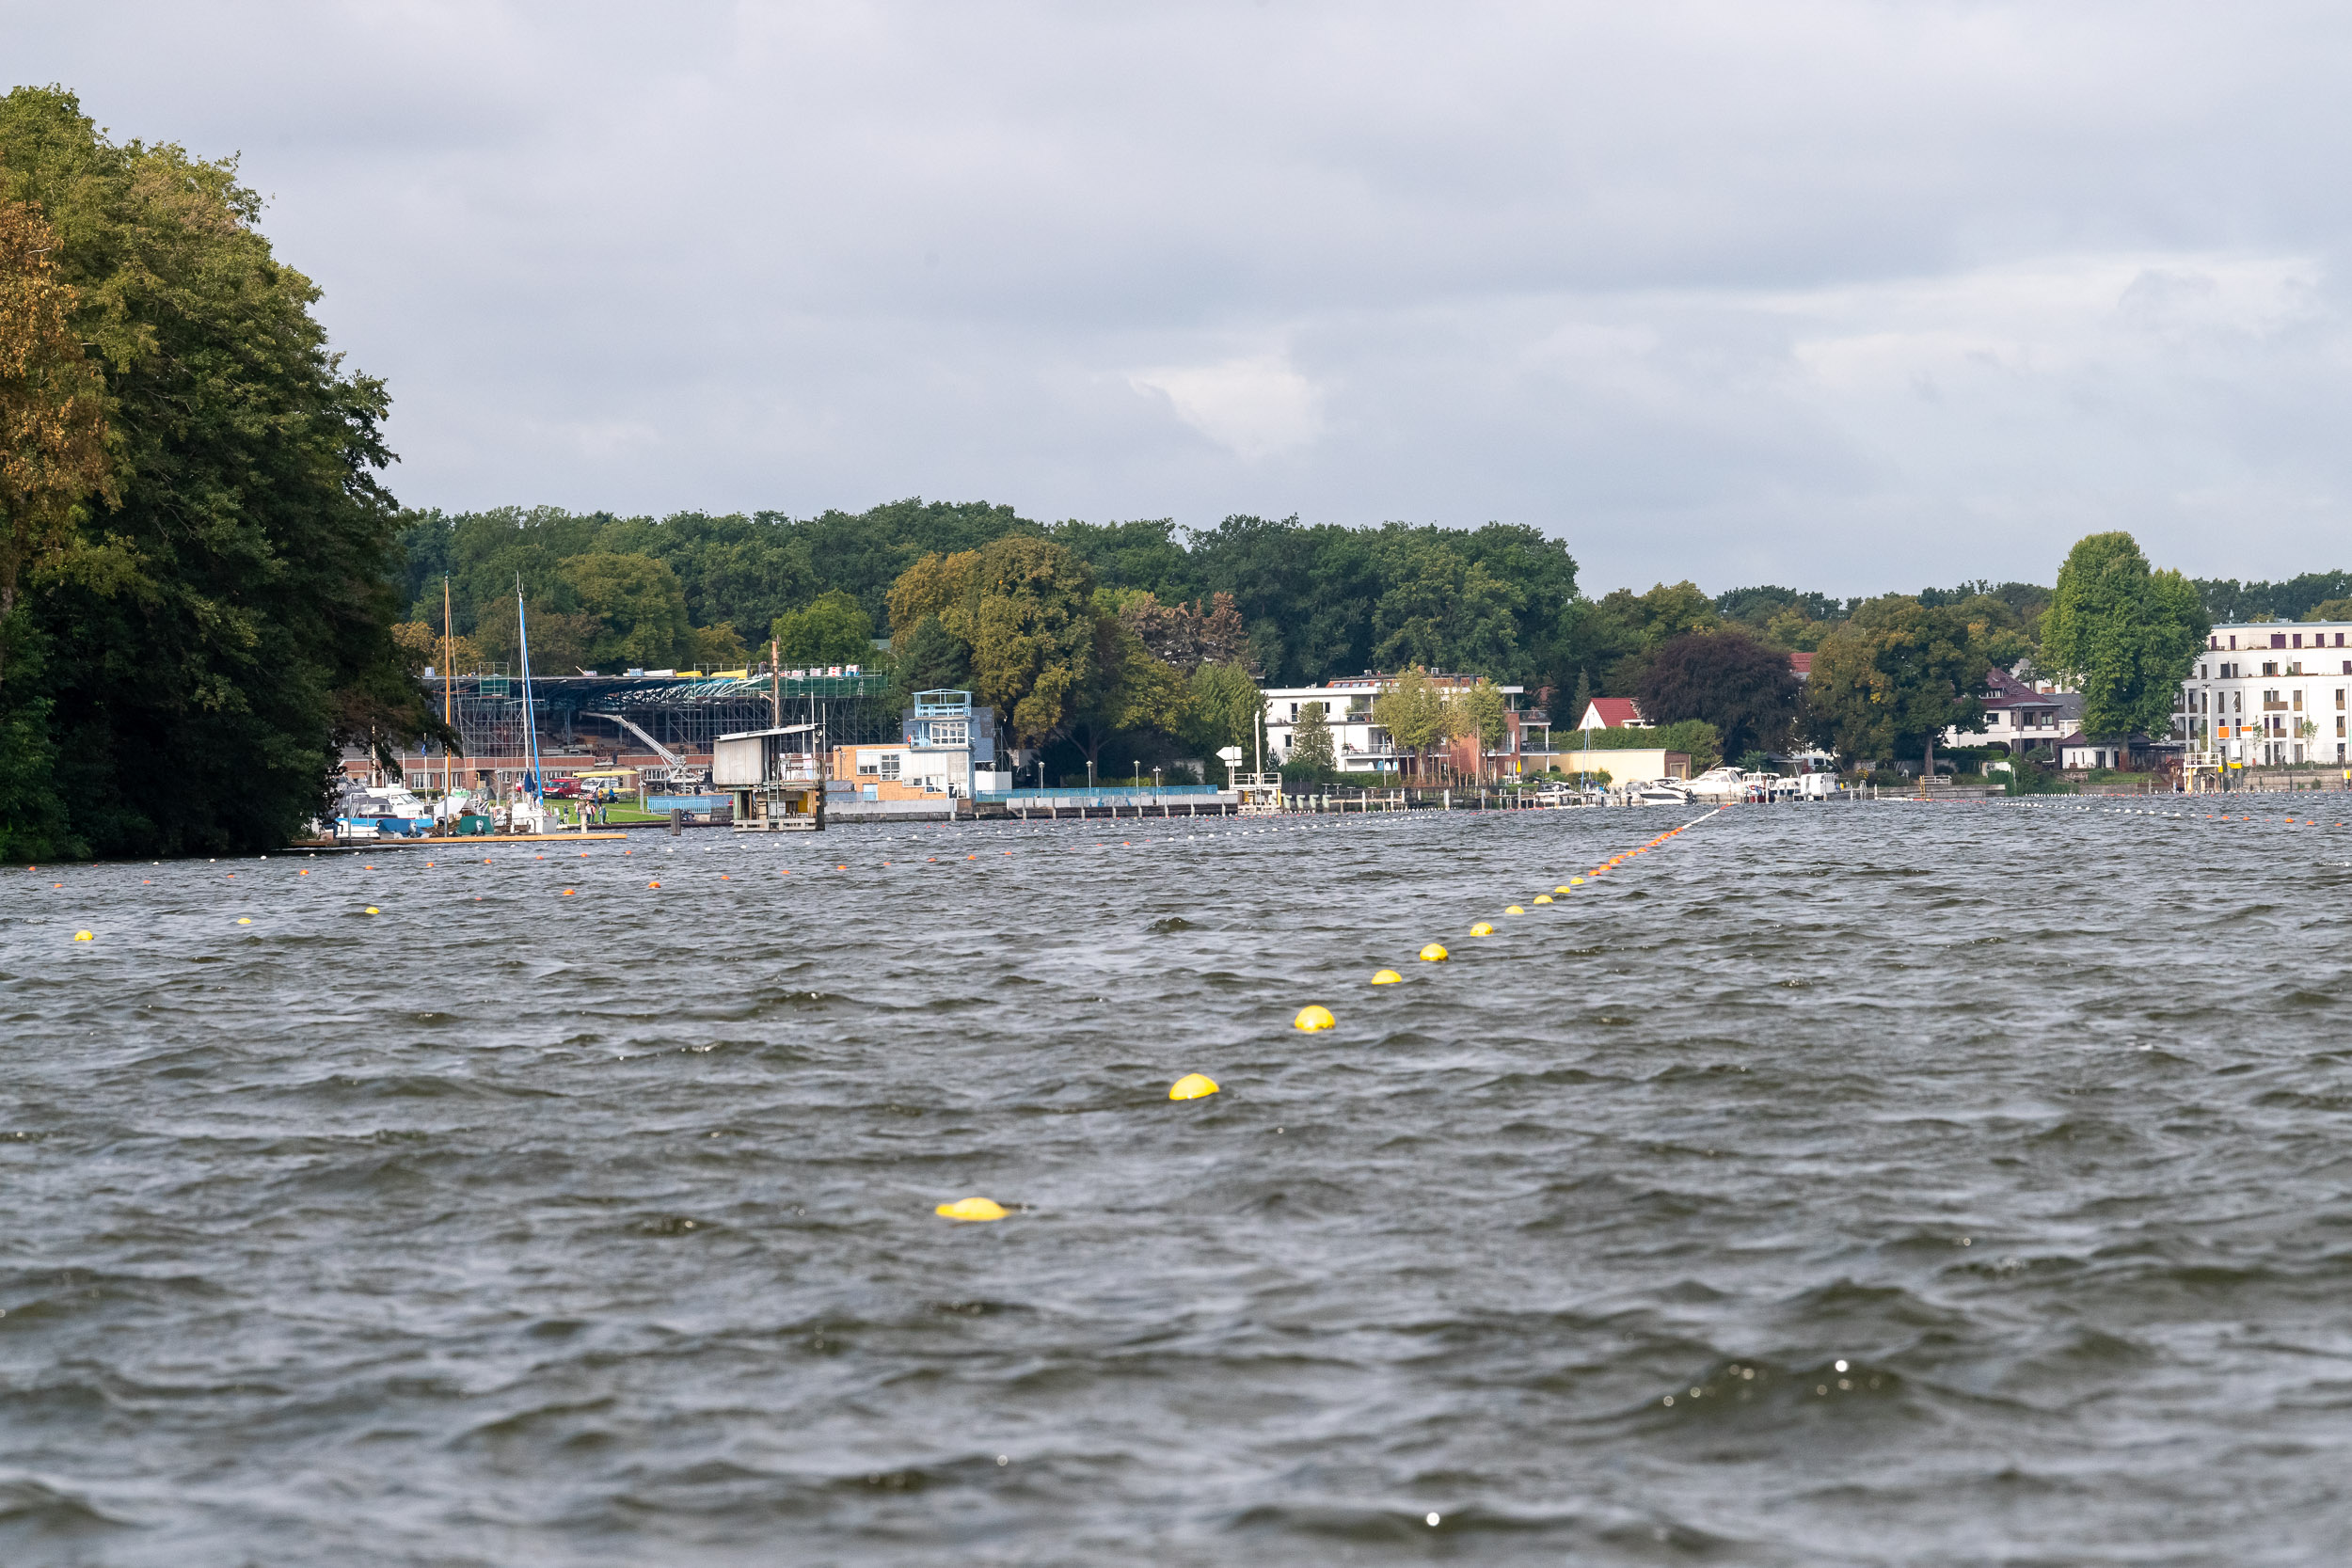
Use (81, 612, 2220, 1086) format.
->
(1613, 534, 2211, 777)
(392, 503, 1590, 691)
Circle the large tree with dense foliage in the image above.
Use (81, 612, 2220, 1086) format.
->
(1806, 596, 1995, 776)
(1180, 660, 1263, 783)
(1, 87, 426, 859)
(561, 551, 693, 672)
(1635, 627, 1800, 757)
(2040, 532, 2208, 740)
(770, 588, 873, 664)
(0, 198, 111, 668)
(1065, 614, 1186, 773)
(887, 536, 1100, 745)
(1557, 579, 1720, 697)
(0, 198, 114, 856)
(886, 613, 969, 707)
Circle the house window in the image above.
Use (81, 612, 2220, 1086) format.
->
(2265, 662, 2279, 676)
(880, 754, 900, 780)
(2294, 634, 2304, 648)
(2273, 634, 2288, 648)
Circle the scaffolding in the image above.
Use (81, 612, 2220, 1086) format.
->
(439, 672, 901, 764)
(452, 678, 530, 763)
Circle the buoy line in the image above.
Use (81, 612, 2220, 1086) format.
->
(944, 803, 1736, 1222)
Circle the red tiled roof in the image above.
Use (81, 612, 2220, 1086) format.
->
(1788, 653, 1814, 675)
(1585, 698, 1644, 726)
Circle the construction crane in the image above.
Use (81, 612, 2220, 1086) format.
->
(580, 712, 707, 789)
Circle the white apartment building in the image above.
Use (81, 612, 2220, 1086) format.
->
(1261, 677, 1400, 775)
(2180, 622, 2352, 768)
(1261, 673, 1534, 776)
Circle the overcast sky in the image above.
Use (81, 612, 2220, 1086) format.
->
(14, 2, 2352, 594)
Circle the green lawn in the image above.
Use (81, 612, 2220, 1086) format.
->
(547, 799, 671, 825)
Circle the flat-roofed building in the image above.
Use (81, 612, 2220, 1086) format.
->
(1259, 672, 1536, 778)
(2182, 622, 2352, 768)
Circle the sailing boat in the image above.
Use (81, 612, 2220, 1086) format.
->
(513, 577, 549, 833)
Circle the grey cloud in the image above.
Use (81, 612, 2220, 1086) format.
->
(12, 0, 2352, 593)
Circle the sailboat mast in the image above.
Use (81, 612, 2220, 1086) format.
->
(443, 574, 454, 800)
(516, 576, 544, 816)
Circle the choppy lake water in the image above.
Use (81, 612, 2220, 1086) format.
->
(7, 800, 2352, 1565)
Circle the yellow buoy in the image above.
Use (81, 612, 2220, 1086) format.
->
(1295, 1004, 1336, 1031)
(1168, 1072, 1220, 1101)
(1504, 905, 1524, 914)
(1569, 877, 1584, 885)
(72, 930, 94, 942)
(935, 1196, 1009, 1221)
(1470, 922, 1494, 936)
(236, 917, 252, 926)
(1419, 942, 1449, 961)
(1371, 969, 1403, 984)
(1555, 885, 1573, 894)
(1534, 895, 1552, 904)
(364, 907, 379, 915)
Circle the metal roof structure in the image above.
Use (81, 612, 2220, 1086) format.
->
(438, 671, 898, 760)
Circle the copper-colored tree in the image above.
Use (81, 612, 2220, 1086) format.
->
(0, 199, 112, 678)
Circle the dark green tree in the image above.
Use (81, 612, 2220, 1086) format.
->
(1, 87, 428, 858)
(888, 612, 970, 703)
(1182, 660, 1265, 784)
(1634, 627, 1800, 757)
(1806, 596, 1994, 777)
(562, 551, 694, 671)
(2041, 532, 2208, 740)
(771, 589, 875, 664)
(1288, 698, 1337, 774)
